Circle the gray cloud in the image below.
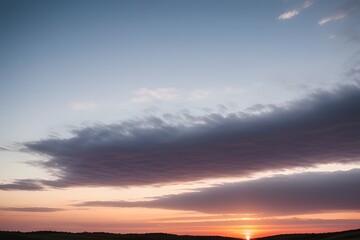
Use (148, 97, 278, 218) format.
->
(77, 169, 360, 216)
(0, 179, 44, 191)
(1, 83, 360, 190)
(346, 51, 360, 85)
(0, 207, 65, 212)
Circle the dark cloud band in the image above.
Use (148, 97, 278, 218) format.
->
(0, 179, 44, 191)
(1, 83, 360, 190)
(77, 169, 360, 216)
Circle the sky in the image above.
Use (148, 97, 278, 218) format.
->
(0, 0, 360, 238)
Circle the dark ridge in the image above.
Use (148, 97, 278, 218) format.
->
(255, 228, 360, 240)
(0, 229, 359, 240)
(0, 231, 241, 240)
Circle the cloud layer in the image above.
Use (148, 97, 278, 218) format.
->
(1, 83, 360, 190)
(77, 169, 360, 216)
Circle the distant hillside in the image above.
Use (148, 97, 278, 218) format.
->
(0, 231, 241, 240)
(256, 229, 360, 240)
(0, 229, 359, 240)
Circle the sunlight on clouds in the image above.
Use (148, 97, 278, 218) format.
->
(1, 162, 358, 208)
(289, 211, 360, 220)
(278, 10, 300, 20)
(318, 0, 360, 26)
(318, 12, 347, 25)
(278, 0, 314, 20)
(187, 162, 360, 188)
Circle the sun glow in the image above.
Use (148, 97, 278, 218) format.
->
(245, 233, 251, 240)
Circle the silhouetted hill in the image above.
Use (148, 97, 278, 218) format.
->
(0, 231, 241, 240)
(0, 229, 359, 240)
(256, 229, 360, 240)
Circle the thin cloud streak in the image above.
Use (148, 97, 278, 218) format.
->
(318, 12, 347, 26)
(153, 217, 360, 228)
(129, 88, 210, 103)
(77, 169, 360, 216)
(278, 0, 314, 20)
(130, 88, 179, 103)
(0, 179, 44, 191)
(278, 10, 300, 20)
(0, 207, 65, 212)
(318, 0, 360, 26)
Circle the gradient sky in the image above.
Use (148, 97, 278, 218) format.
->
(1, 0, 360, 238)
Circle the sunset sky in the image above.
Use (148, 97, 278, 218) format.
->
(1, 0, 360, 238)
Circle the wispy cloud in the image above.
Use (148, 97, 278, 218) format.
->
(76, 169, 360, 216)
(128, 87, 211, 104)
(0, 207, 65, 212)
(278, 0, 314, 20)
(278, 10, 300, 20)
(318, 12, 347, 26)
(188, 90, 210, 100)
(130, 88, 179, 103)
(71, 102, 98, 111)
(318, 1, 360, 26)
(1, 82, 359, 190)
(0, 179, 44, 191)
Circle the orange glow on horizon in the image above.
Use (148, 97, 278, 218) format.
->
(1, 166, 359, 238)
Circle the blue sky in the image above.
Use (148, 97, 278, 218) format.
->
(1, 0, 356, 144)
(0, 0, 360, 237)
